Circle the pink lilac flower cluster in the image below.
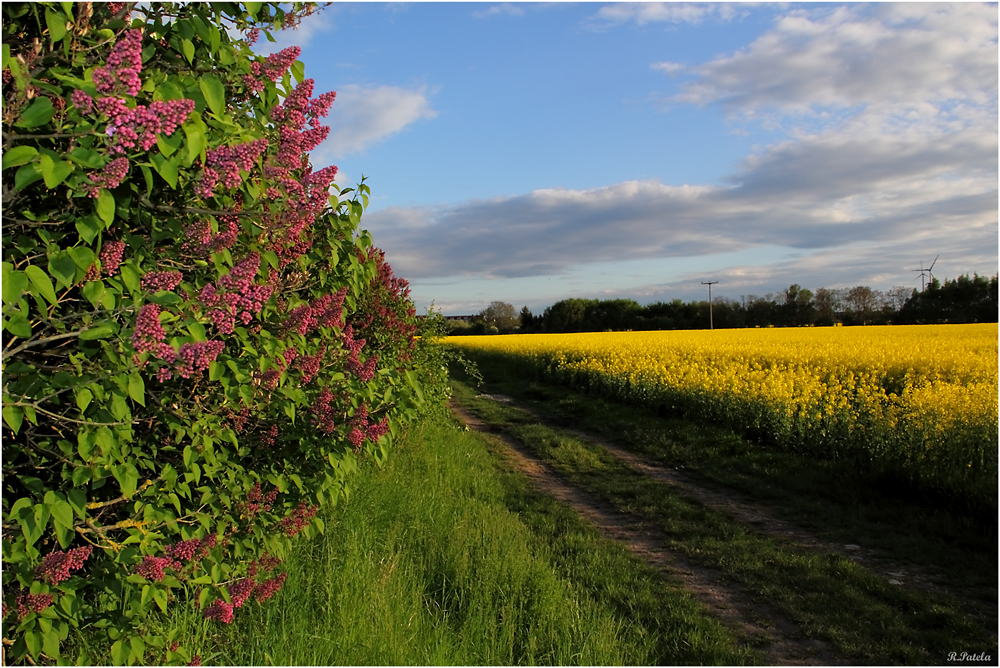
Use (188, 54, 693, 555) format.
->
(92, 29, 143, 96)
(247, 554, 282, 578)
(245, 28, 260, 45)
(257, 368, 281, 390)
(244, 46, 300, 91)
(94, 97, 195, 155)
(100, 239, 126, 276)
(197, 253, 272, 334)
(188, 655, 202, 666)
(255, 76, 340, 266)
(348, 354, 378, 383)
(131, 304, 173, 358)
(283, 287, 348, 336)
(166, 534, 217, 564)
(87, 156, 130, 197)
(35, 545, 93, 585)
(70, 88, 94, 114)
(275, 502, 318, 536)
(226, 406, 251, 433)
(135, 555, 180, 582)
(141, 270, 183, 292)
(196, 138, 268, 199)
(203, 599, 234, 624)
(341, 325, 377, 381)
(17, 592, 54, 619)
(253, 572, 288, 602)
(184, 216, 239, 257)
(228, 578, 257, 608)
(237, 482, 278, 518)
(293, 346, 325, 384)
(259, 424, 279, 448)
(346, 404, 388, 450)
(174, 340, 225, 379)
(310, 388, 337, 434)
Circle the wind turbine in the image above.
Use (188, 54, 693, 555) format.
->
(911, 255, 939, 291)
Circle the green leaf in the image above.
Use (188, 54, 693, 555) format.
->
(199, 75, 226, 117)
(79, 323, 116, 340)
(110, 392, 130, 422)
(17, 97, 55, 128)
(156, 132, 183, 158)
(128, 374, 145, 407)
(24, 631, 41, 660)
(182, 120, 206, 165)
(181, 38, 195, 64)
(45, 8, 67, 43)
(114, 464, 139, 498)
(2, 266, 28, 305)
(14, 162, 44, 190)
(96, 189, 116, 226)
(149, 153, 178, 188)
(76, 215, 102, 244)
(2, 145, 38, 171)
(42, 628, 61, 662)
(245, 1, 262, 18)
(48, 251, 77, 289)
(40, 153, 74, 189)
(69, 247, 96, 272)
(291, 60, 305, 84)
(110, 639, 128, 666)
(4, 313, 32, 338)
(4, 405, 24, 434)
(24, 265, 58, 305)
(49, 498, 74, 532)
(76, 388, 93, 413)
(82, 280, 106, 308)
(119, 263, 140, 293)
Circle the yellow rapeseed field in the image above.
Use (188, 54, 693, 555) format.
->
(448, 324, 998, 509)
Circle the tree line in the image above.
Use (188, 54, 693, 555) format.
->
(450, 274, 998, 334)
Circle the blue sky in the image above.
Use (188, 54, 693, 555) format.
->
(257, 2, 998, 315)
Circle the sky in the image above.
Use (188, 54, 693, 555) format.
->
(256, 2, 998, 316)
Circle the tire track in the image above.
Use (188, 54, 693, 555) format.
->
(475, 392, 998, 642)
(450, 400, 849, 666)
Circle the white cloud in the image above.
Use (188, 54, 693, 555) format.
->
(668, 4, 997, 122)
(589, 2, 742, 28)
(651, 61, 686, 75)
(473, 4, 526, 19)
(314, 84, 438, 160)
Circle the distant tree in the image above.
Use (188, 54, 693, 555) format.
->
(895, 274, 998, 324)
(542, 298, 598, 332)
(885, 285, 912, 312)
(478, 301, 519, 331)
(781, 284, 815, 326)
(844, 286, 880, 325)
(520, 306, 535, 330)
(812, 287, 841, 326)
(586, 299, 642, 331)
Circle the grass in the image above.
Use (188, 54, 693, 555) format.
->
(448, 359, 998, 665)
(134, 414, 755, 665)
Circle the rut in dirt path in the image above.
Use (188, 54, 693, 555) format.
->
(473, 392, 999, 643)
(449, 400, 849, 667)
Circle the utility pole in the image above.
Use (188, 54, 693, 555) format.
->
(701, 281, 718, 330)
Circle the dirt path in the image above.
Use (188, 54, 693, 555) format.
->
(473, 392, 999, 642)
(450, 400, 849, 666)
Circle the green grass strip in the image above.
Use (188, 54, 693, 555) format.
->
(149, 415, 755, 665)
